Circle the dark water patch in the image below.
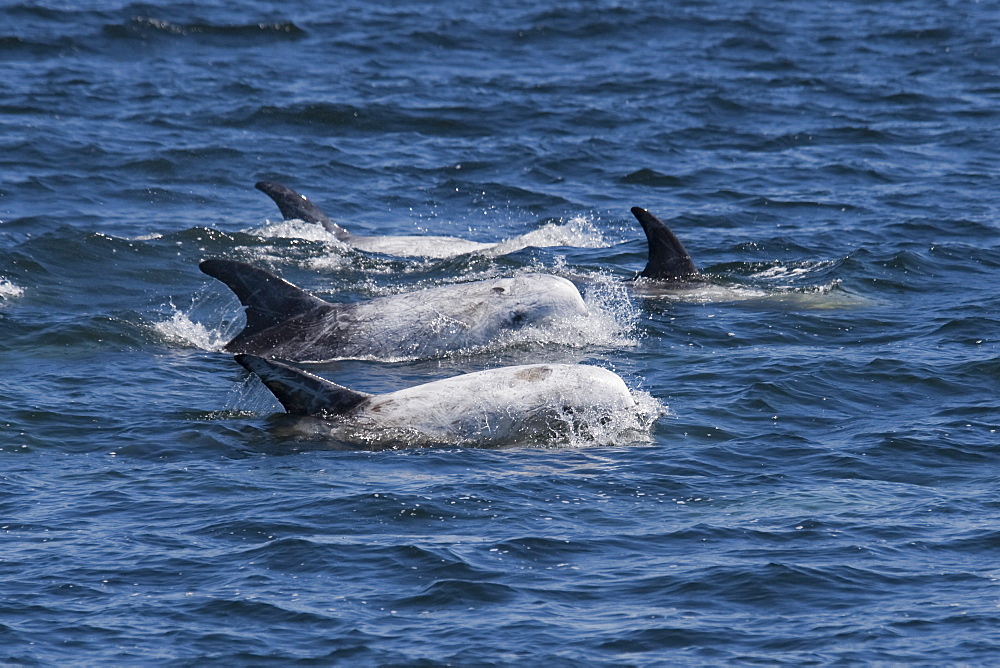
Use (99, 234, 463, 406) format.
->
(403, 579, 519, 609)
(886, 217, 1000, 240)
(104, 17, 306, 42)
(620, 169, 688, 189)
(911, 528, 1000, 555)
(0, 35, 81, 58)
(518, 6, 701, 43)
(226, 102, 498, 138)
(927, 314, 1000, 345)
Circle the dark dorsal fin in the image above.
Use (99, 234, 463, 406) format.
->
(235, 354, 371, 415)
(630, 207, 700, 281)
(254, 181, 351, 241)
(200, 259, 332, 340)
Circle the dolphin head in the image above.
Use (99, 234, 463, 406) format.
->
(480, 274, 589, 333)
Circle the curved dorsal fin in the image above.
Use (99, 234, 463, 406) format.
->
(200, 259, 332, 340)
(254, 181, 351, 241)
(235, 354, 371, 415)
(630, 207, 699, 281)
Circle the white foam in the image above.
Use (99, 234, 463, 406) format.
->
(549, 388, 666, 449)
(230, 247, 354, 275)
(0, 279, 24, 301)
(581, 273, 641, 341)
(148, 286, 242, 351)
(750, 260, 841, 285)
(301, 254, 354, 272)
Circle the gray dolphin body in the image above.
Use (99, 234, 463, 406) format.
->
(235, 354, 644, 448)
(200, 260, 589, 362)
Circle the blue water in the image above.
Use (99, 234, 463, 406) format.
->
(3, 0, 1000, 663)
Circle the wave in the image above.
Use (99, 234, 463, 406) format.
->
(104, 17, 306, 40)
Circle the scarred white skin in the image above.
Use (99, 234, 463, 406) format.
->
(237, 356, 640, 448)
(356, 364, 635, 441)
(322, 274, 588, 359)
(218, 270, 590, 361)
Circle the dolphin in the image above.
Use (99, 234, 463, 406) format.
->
(628, 206, 704, 284)
(627, 206, 868, 307)
(255, 181, 496, 258)
(234, 354, 646, 448)
(200, 259, 590, 362)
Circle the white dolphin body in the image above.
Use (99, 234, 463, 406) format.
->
(236, 355, 653, 448)
(254, 181, 598, 259)
(201, 260, 590, 361)
(256, 180, 491, 257)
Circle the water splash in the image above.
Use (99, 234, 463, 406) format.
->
(246, 218, 351, 244)
(149, 307, 230, 351)
(551, 388, 666, 449)
(301, 253, 354, 272)
(581, 273, 641, 343)
(751, 261, 836, 283)
(0, 278, 24, 302)
(487, 215, 607, 256)
(147, 287, 240, 351)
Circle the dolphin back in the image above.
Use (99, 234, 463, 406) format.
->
(235, 354, 371, 415)
(200, 259, 334, 348)
(255, 182, 350, 241)
(630, 207, 700, 281)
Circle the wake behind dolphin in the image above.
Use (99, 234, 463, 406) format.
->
(200, 259, 593, 362)
(235, 354, 659, 449)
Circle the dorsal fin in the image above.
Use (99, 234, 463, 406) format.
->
(235, 354, 371, 415)
(254, 181, 351, 241)
(630, 207, 700, 281)
(200, 259, 332, 341)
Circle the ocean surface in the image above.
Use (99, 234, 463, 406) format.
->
(2, 0, 1000, 664)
